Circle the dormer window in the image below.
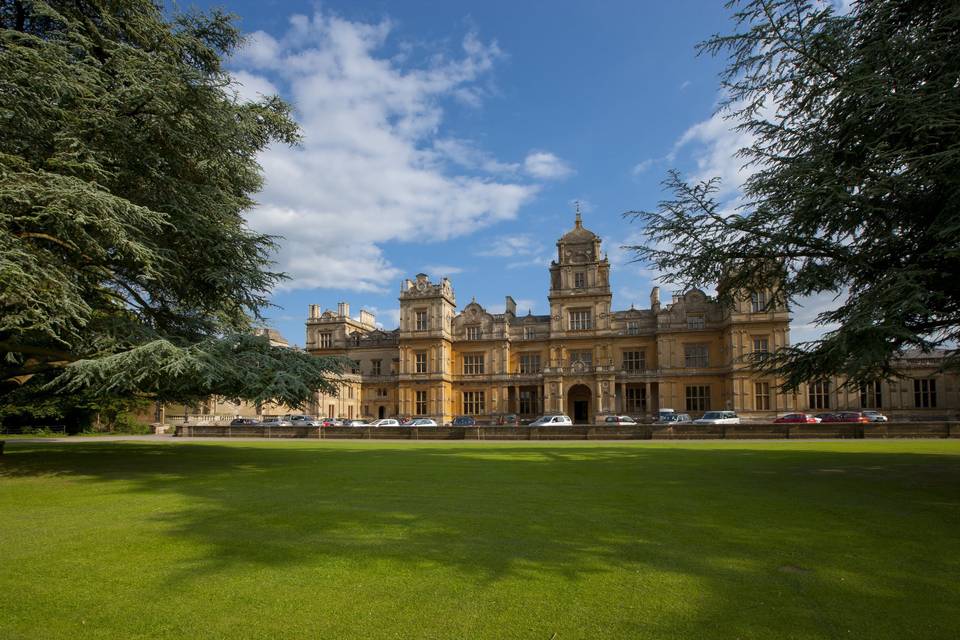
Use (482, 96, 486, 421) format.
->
(751, 291, 768, 313)
(626, 320, 639, 335)
(318, 332, 332, 348)
(466, 325, 482, 340)
(686, 313, 705, 330)
(574, 271, 586, 289)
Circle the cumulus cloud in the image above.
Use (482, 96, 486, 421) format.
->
(231, 12, 543, 291)
(523, 151, 574, 180)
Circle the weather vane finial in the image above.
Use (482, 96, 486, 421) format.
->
(574, 200, 582, 227)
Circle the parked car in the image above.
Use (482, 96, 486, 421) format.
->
(451, 416, 476, 426)
(604, 415, 637, 424)
(408, 418, 438, 427)
(693, 411, 741, 425)
(495, 414, 520, 426)
(821, 412, 870, 423)
(862, 410, 888, 423)
(260, 417, 293, 426)
(528, 415, 573, 426)
(813, 413, 836, 422)
(773, 413, 821, 424)
(341, 419, 369, 427)
(320, 418, 342, 427)
(288, 415, 322, 426)
(370, 418, 400, 427)
(654, 412, 692, 424)
(229, 418, 259, 426)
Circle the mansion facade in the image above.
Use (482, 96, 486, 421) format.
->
(305, 214, 959, 424)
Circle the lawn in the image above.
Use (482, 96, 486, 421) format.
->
(1, 440, 959, 639)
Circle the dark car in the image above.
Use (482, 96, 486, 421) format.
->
(229, 418, 259, 426)
(495, 414, 519, 426)
(604, 415, 637, 424)
(773, 413, 820, 424)
(451, 416, 476, 426)
(822, 412, 870, 423)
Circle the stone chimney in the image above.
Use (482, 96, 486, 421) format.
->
(359, 309, 376, 328)
(650, 287, 661, 312)
(309, 304, 320, 319)
(337, 302, 350, 319)
(504, 296, 517, 316)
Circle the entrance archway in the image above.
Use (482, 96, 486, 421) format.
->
(378, 405, 386, 419)
(567, 384, 592, 424)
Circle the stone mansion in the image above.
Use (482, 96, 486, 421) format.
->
(304, 214, 958, 424)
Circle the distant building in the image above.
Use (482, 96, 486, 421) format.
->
(306, 213, 959, 423)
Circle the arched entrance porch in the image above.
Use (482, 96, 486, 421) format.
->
(567, 384, 592, 424)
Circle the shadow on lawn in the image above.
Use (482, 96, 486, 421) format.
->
(3, 441, 960, 637)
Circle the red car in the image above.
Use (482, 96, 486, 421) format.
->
(820, 412, 871, 423)
(773, 413, 820, 423)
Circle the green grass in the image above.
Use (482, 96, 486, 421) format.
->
(1, 440, 959, 639)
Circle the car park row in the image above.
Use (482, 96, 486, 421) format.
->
(232, 408, 890, 429)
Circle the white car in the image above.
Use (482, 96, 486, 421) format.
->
(370, 419, 400, 427)
(260, 417, 293, 426)
(408, 418, 438, 427)
(528, 415, 573, 426)
(862, 410, 888, 422)
(287, 415, 322, 426)
(341, 419, 370, 427)
(693, 411, 741, 425)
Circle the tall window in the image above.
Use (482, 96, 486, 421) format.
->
(574, 271, 586, 288)
(623, 351, 645, 372)
(415, 390, 427, 415)
(519, 390, 535, 414)
(569, 350, 593, 366)
(751, 291, 768, 312)
(569, 309, 592, 331)
(808, 380, 831, 409)
(319, 332, 332, 348)
(626, 320, 640, 335)
(519, 353, 541, 374)
(914, 379, 937, 408)
(463, 391, 485, 415)
(755, 382, 771, 410)
(752, 336, 770, 361)
(415, 351, 427, 373)
(376, 388, 388, 398)
(686, 313, 705, 330)
(860, 381, 882, 409)
(686, 385, 710, 412)
(466, 325, 482, 340)
(415, 310, 428, 331)
(523, 326, 538, 340)
(371, 359, 381, 375)
(463, 354, 485, 375)
(684, 344, 709, 368)
(625, 387, 645, 413)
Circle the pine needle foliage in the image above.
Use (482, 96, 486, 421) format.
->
(625, 0, 960, 389)
(0, 0, 342, 408)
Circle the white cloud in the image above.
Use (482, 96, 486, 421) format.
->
(476, 233, 541, 258)
(672, 109, 756, 198)
(523, 151, 574, 180)
(789, 291, 843, 344)
(231, 12, 541, 292)
(631, 158, 659, 175)
(422, 264, 464, 276)
(679, 80, 692, 90)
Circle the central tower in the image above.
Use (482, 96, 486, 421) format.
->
(548, 210, 612, 338)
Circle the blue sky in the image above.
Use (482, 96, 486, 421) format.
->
(183, 0, 833, 345)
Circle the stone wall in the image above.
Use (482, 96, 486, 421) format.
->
(176, 422, 960, 440)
